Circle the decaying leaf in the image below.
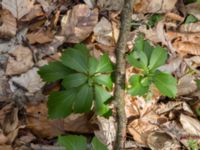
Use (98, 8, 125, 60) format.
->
(61, 4, 98, 43)
(133, 0, 177, 13)
(2, 0, 34, 20)
(6, 46, 34, 75)
(97, 0, 124, 11)
(180, 114, 200, 136)
(177, 74, 197, 96)
(180, 22, 200, 33)
(147, 131, 180, 150)
(10, 68, 45, 94)
(186, 2, 200, 20)
(26, 30, 54, 44)
(0, 9, 17, 38)
(93, 17, 115, 46)
(0, 145, 12, 150)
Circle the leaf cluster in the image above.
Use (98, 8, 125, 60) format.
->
(38, 44, 113, 119)
(127, 35, 177, 98)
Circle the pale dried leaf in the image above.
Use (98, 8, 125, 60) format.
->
(177, 74, 197, 96)
(0, 145, 13, 150)
(0, 9, 17, 38)
(10, 68, 45, 94)
(61, 4, 98, 43)
(0, 132, 8, 145)
(97, 0, 124, 11)
(133, 0, 177, 13)
(147, 132, 180, 150)
(93, 17, 115, 46)
(180, 114, 200, 136)
(186, 2, 200, 20)
(180, 22, 200, 33)
(2, 0, 34, 20)
(26, 30, 54, 44)
(6, 46, 34, 75)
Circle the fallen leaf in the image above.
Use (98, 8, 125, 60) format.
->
(0, 9, 17, 38)
(6, 46, 34, 75)
(97, 0, 124, 11)
(26, 30, 54, 44)
(133, 0, 177, 13)
(61, 4, 98, 43)
(0, 131, 8, 145)
(180, 22, 200, 33)
(10, 68, 45, 94)
(93, 17, 115, 46)
(2, 0, 34, 20)
(0, 145, 13, 150)
(147, 131, 180, 150)
(186, 2, 200, 20)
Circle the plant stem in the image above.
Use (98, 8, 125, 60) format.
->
(114, 0, 133, 149)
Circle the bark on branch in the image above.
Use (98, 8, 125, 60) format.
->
(114, 0, 133, 149)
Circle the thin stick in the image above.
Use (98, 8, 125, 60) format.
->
(114, 0, 133, 149)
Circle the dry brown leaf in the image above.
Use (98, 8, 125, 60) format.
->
(2, 0, 34, 20)
(0, 145, 13, 150)
(97, 0, 124, 11)
(21, 4, 44, 21)
(26, 30, 54, 44)
(147, 131, 180, 150)
(6, 46, 34, 75)
(0, 9, 17, 38)
(180, 22, 200, 33)
(186, 2, 200, 20)
(10, 68, 45, 94)
(133, 0, 177, 13)
(180, 114, 200, 136)
(177, 74, 197, 96)
(0, 131, 8, 145)
(61, 4, 98, 43)
(93, 17, 115, 46)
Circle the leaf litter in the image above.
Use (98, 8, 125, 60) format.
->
(0, 0, 200, 149)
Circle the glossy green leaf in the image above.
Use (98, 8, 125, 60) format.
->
(152, 71, 177, 98)
(148, 46, 167, 71)
(89, 57, 98, 75)
(95, 85, 111, 115)
(58, 135, 87, 150)
(94, 74, 113, 90)
(96, 54, 112, 73)
(38, 61, 73, 83)
(92, 137, 108, 150)
(127, 52, 146, 69)
(74, 84, 93, 113)
(48, 90, 76, 119)
(62, 73, 87, 89)
(61, 45, 89, 73)
(128, 74, 149, 96)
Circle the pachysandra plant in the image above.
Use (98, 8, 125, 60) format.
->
(38, 44, 113, 119)
(127, 35, 177, 98)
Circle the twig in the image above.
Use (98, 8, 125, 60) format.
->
(114, 0, 133, 149)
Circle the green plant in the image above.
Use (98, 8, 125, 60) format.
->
(127, 35, 177, 98)
(188, 139, 199, 150)
(38, 44, 113, 119)
(147, 14, 163, 28)
(58, 135, 108, 150)
(185, 15, 198, 24)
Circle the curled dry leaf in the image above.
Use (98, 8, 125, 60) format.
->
(0, 9, 17, 38)
(26, 30, 54, 44)
(10, 68, 45, 94)
(2, 0, 34, 20)
(147, 131, 180, 150)
(61, 4, 98, 43)
(93, 17, 115, 46)
(180, 114, 200, 136)
(186, 2, 200, 20)
(133, 0, 177, 13)
(6, 46, 34, 75)
(177, 74, 197, 96)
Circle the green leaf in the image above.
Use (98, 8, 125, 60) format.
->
(62, 73, 87, 89)
(148, 46, 167, 71)
(188, 139, 199, 150)
(38, 61, 73, 83)
(196, 79, 200, 89)
(61, 45, 89, 73)
(89, 57, 98, 75)
(128, 75, 149, 96)
(147, 14, 163, 28)
(95, 85, 111, 115)
(127, 52, 144, 69)
(58, 135, 87, 150)
(152, 71, 177, 98)
(185, 15, 198, 24)
(48, 90, 76, 119)
(94, 74, 113, 90)
(92, 137, 108, 150)
(96, 54, 112, 73)
(143, 40, 154, 61)
(74, 84, 93, 113)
